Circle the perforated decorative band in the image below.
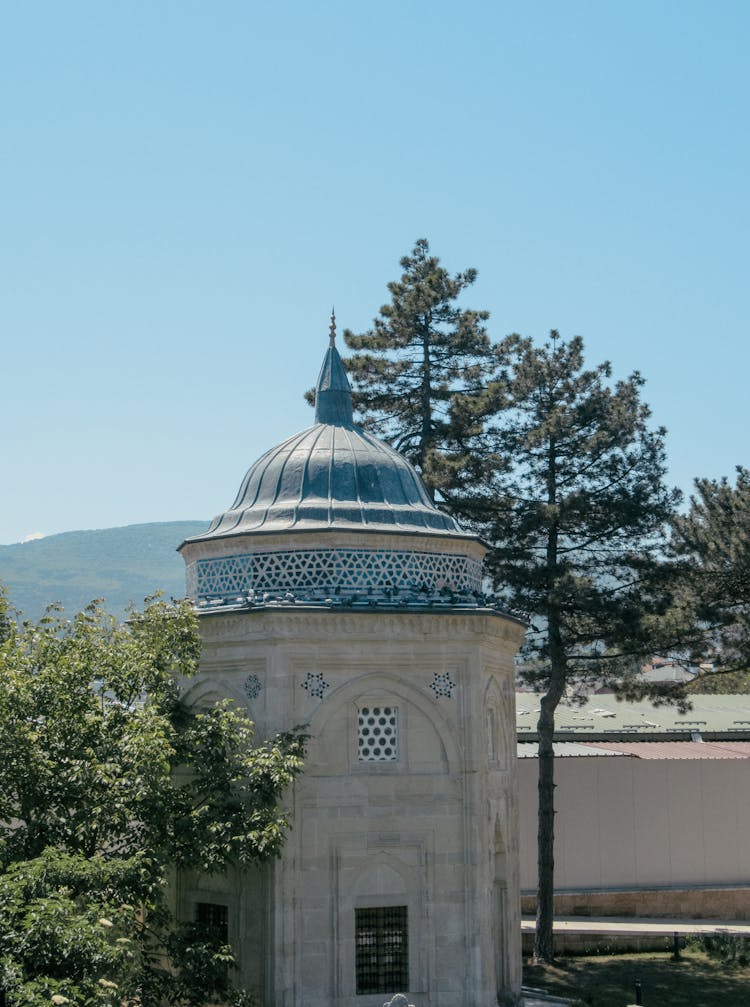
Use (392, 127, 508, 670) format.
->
(186, 546, 482, 601)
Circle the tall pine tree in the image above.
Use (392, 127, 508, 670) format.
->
(340, 243, 682, 962)
(343, 239, 493, 498)
(455, 333, 680, 961)
(672, 467, 750, 689)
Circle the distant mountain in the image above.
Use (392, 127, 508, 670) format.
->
(0, 521, 208, 620)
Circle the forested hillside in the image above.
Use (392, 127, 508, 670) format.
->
(0, 521, 207, 619)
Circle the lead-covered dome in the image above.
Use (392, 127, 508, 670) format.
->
(192, 423, 464, 539)
(180, 315, 486, 608)
(185, 331, 469, 541)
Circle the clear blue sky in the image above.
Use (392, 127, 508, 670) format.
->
(1, 1, 747, 544)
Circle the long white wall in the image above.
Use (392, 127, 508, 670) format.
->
(518, 756, 750, 891)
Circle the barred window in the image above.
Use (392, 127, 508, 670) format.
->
(196, 902, 229, 944)
(355, 906, 409, 995)
(358, 706, 398, 762)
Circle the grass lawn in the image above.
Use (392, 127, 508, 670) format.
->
(523, 948, 750, 1007)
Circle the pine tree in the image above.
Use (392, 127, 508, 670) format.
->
(672, 467, 750, 687)
(342, 239, 493, 498)
(456, 333, 680, 961)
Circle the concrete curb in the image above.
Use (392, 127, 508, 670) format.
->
(521, 914, 750, 936)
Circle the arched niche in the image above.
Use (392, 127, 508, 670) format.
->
(181, 677, 247, 711)
(484, 676, 511, 771)
(352, 852, 413, 901)
(304, 673, 460, 777)
(337, 849, 426, 997)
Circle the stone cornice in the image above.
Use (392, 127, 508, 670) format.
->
(198, 606, 526, 644)
(180, 528, 487, 564)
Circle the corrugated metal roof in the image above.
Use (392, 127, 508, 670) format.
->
(517, 742, 625, 758)
(640, 665, 696, 684)
(516, 693, 750, 737)
(583, 740, 750, 759)
(709, 741, 750, 756)
(518, 740, 750, 760)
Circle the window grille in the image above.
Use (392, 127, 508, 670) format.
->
(196, 902, 229, 944)
(355, 906, 409, 995)
(358, 706, 398, 761)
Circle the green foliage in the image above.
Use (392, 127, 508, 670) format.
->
(693, 932, 750, 967)
(0, 584, 11, 644)
(685, 667, 750, 694)
(341, 238, 494, 496)
(456, 333, 680, 692)
(0, 849, 143, 1006)
(672, 467, 750, 689)
(0, 595, 306, 1005)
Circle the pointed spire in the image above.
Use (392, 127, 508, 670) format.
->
(315, 310, 354, 426)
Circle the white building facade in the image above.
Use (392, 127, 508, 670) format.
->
(178, 323, 525, 1006)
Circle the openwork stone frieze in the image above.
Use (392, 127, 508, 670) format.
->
(186, 546, 483, 602)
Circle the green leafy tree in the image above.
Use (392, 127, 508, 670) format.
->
(672, 467, 750, 691)
(0, 595, 305, 1005)
(342, 238, 493, 498)
(454, 333, 680, 962)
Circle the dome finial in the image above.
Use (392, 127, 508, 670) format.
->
(315, 309, 353, 426)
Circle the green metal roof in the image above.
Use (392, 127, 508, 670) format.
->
(516, 692, 750, 741)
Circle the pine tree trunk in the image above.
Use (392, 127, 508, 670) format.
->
(534, 430, 564, 962)
(420, 320, 434, 500)
(533, 676, 563, 962)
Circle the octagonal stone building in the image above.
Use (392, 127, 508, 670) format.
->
(177, 320, 525, 1007)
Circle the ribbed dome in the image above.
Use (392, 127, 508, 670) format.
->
(189, 421, 466, 540)
(184, 323, 470, 543)
(179, 321, 487, 606)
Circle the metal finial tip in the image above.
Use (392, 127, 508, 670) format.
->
(329, 307, 336, 347)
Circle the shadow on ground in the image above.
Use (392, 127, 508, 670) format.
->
(523, 949, 750, 1007)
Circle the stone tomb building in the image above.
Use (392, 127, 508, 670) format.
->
(177, 324, 525, 1007)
